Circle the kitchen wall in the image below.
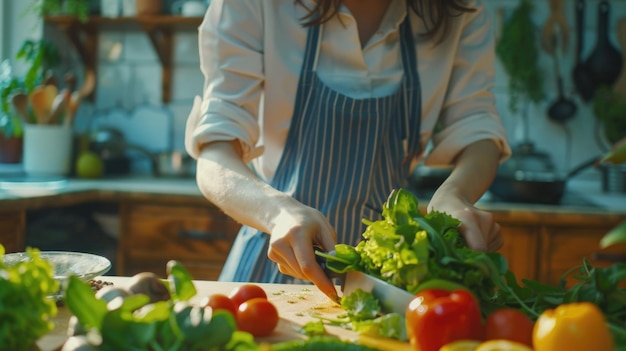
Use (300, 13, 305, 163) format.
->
(4, 0, 626, 177)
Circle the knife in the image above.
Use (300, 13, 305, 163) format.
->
(342, 270, 416, 315)
(315, 248, 416, 314)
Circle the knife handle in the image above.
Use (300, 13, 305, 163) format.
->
(314, 247, 346, 287)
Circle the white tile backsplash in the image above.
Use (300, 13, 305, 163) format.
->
(33, 0, 625, 180)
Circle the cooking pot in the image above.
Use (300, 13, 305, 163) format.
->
(489, 142, 600, 204)
(89, 126, 196, 178)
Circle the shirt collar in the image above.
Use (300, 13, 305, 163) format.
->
(337, 0, 407, 35)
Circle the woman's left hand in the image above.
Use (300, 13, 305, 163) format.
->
(428, 196, 503, 252)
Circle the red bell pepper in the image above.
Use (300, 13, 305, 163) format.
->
(405, 288, 484, 351)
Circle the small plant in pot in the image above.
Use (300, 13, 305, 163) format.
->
(0, 61, 25, 164)
(593, 86, 626, 194)
(29, 0, 92, 22)
(0, 39, 60, 164)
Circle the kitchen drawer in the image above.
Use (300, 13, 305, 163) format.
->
(539, 226, 626, 286)
(0, 211, 25, 253)
(498, 224, 540, 282)
(119, 203, 241, 278)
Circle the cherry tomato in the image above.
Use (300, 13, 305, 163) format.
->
(200, 293, 237, 316)
(229, 284, 268, 307)
(485, 308, 534, 347)
(236, 297, 279, 337)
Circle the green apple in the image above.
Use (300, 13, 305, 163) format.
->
(75, 151, 104, 179)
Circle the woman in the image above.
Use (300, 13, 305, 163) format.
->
(185, 0, 511, 301)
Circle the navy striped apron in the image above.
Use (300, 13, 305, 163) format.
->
(219, 13, 422, 284)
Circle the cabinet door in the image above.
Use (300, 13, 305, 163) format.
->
(120, 203, 241, 280)
(539, 225, 626, 286)
(498, 224, 539, 282)
(0, 211, 25, 253)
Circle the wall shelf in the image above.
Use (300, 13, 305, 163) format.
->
(44, 16, 203, 103)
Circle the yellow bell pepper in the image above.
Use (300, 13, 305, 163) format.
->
(533, 302, 615, 351)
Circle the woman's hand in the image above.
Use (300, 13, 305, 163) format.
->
(267, 203, 339, 301)
(427, 139, 505, 252)
(428, 195, 502, 252)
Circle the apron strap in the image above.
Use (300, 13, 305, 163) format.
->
(399, 14, 423, 161)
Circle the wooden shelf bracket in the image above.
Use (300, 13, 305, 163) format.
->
(144, 25, 174, 103)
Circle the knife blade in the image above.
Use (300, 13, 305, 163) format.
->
(343, 270, 416, 315)
(314, 248, 416, 314)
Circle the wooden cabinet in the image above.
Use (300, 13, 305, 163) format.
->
(539, 224, 626, 286)
(0, 211, 25, 253)
(496, 211, 626, 286)
(498, 224, 540, 283)
(118, 202, 241, 280)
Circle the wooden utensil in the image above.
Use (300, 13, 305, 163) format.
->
(47, 92, 67, 125)
(78, 69, 96, 98)
(542, 0, 570, 55)
(29, 86, 53, 124)
(11, 92, 30, 123)
(64, 70, 96, 126)
(612, 18, 626, 96)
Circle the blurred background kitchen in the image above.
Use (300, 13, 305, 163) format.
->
(0, 0, 625, 282)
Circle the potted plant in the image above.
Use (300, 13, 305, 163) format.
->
(0, 61, 25, 164)
(30, 0, 93, 22)
(0, 40, 60, 164)
(593, 87, 626, 146)
(496, 0, 545, 116)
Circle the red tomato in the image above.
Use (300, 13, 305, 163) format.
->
(200, 293, 237, 316)
(236, 297, 279, 337)
(229, 284, 268, 307)
(406, 289, 484, 351)
(485, 308, 535, 347)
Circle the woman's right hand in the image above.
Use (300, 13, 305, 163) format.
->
(266, 202, 339, 302)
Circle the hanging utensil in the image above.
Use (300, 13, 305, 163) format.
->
(572, 0, 595, 101)
(541, 0, 570, 55)
(612, 18, 626, 97)
(548, 27, 577, 123)
(584, 0, 623, 89)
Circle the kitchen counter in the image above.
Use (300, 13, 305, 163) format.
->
(0, 173, 625, 215)
(39, 276, 410, 351)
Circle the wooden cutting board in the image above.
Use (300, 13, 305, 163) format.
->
(38, 277, 412, 351)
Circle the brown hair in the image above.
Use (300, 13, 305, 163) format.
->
(296, 0, 475, 41)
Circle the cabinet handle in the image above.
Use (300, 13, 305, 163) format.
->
(178, 229, 227, 241)
(591, 252, 626, 263)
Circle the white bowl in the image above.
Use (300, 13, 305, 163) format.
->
(2, 251, 112, 295)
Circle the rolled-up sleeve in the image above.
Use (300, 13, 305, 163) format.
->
(185, 0, 264, 162)
(425, 0, 511, 166)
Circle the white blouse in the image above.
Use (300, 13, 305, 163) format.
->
(185, 0, 511, 182)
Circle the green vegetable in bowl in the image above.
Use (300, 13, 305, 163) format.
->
(0, 244, 59, 351)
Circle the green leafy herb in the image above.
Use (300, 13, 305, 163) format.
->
(272, 336, 381, 351)
(496, 0, 545, 113)
(352, 313, 407, 341)
(299, 320, 328, 337)
(340, 288, 381, 322)
(0, 245, 59, 351)
(64, 260, 258, 351)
